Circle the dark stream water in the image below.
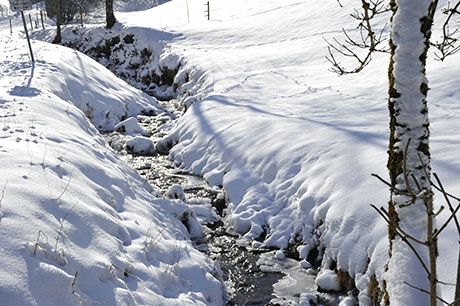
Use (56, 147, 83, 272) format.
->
(61, 27, 341, 305)
(105, 100, 339, 305)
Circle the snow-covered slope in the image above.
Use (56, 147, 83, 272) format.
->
(119, 0, 460, 304)
(1, 0, 460, 304)
(0, 37, 223, 305)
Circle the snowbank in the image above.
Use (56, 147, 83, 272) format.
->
(118, 0, 460, 303)
(0, 36, 223, 305)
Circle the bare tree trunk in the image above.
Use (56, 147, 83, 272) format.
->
(106, 0, 116, 29)
(385, 0, 438, 305)
(52, 0, 61, 43)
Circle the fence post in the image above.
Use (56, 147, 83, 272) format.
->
(9, 17, 12, 34)
(185, 0, 190, 23)
(80, 6, 83, 27)
(205, 1, 210, 20)
(40, 10, 44, 29)
(21, 11, 34, 62)
(29, 13, 33, 30)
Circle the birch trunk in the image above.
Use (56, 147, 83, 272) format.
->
(385, 0, 438, 305)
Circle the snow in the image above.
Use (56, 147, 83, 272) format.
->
(315, 269, 341, 292)
(125, 135, 155, 155)
(383, 1, 439, 304)
(165, 184, 186, 201)
(0, 34, 222, 305)
(1, 0, 460, 304)
(114, 117, 149, 136)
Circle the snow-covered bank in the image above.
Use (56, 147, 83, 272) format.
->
(0, 36, 223, 305)
(118, 0, 460, 303)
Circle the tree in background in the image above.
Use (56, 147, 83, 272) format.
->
(52, 0, 61, 43)
(106, 0, 116, 28)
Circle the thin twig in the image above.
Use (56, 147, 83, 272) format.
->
(0, 180, 7, 210)
(434, 202, 460, 240)
(54, 199, 79, 252)
(34, 230, 48, 256)
(371, 173, 412, 196)
(432, 0, 460, 60)
(434, 173, 460, 234)
(404, 281, 451, 305)
(379, 206, 428, 245)
(325, 0, 389, 74)
(56, 174, 73, 203)
(370, 205, 431, 276)
(418, 153, 460, 202)
(403, 139, 416, 200)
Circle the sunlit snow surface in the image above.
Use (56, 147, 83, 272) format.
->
(1, 0, 460, 304)
(119, 0, 460, 304)
(0, 33, 223, 305)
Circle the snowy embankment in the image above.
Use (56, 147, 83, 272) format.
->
(0, 36, 223, 305)
(119, 0, 460, 303)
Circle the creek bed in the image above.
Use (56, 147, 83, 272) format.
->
(63, 27, 340, 305)
(103, 101, 340, 305)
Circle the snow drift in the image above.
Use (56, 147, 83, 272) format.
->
(0, 36, 223, 305)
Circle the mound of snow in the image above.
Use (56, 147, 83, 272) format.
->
(315, 270, 341, 292)
(125, 136, 155, 155)
(117, 0, 460, 303)
(114, 117, 149, 136)
(0, 36, 223, 305)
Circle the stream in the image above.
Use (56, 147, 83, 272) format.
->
(104, 98, 340, 306)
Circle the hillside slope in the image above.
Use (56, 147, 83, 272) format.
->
(119, 0, 460, 304)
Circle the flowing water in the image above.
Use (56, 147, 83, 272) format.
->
(62, 26, 342, 305)
(104, 99, 340, 306)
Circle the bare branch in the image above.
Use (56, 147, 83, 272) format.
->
(404, 282, 451, 305)
(0, 180, 7, 210)
(418, 153, 460, 202)
(434, 173, 460, 234)
(371, 173, 412, 196)
(326, 0, 390, 74)
(54, 200, 79, 252)
(434, 202, 460, 240)
(378, 205, 428, 246)
(56, 174, 73, 203)
(403, 138, 417, 200)
(370, 204, 431, 276)
(432, 1, 460, 60)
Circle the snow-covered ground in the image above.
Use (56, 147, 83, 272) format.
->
(1, 0, 460, 305)
(0, 19, 223, 306)
(118, 0, 460, 304)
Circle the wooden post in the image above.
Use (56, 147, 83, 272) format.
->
(21, 11, 34, 62)
(40, 10, 44, 29)
(29, 13, 33, 30)
(80, 6, 83, 27)
(185, 0, 190, 23)
(9, 17, 12, 34)
(207, 1, 210, 20)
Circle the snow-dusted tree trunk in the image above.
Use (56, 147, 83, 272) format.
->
(385, 0, 438, 305)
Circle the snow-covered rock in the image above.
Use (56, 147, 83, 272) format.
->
(125, 136, 155, 155)
(315, 269, 341, 292)
(165, 184, 186, 201)
(114, 117, 149, 136)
